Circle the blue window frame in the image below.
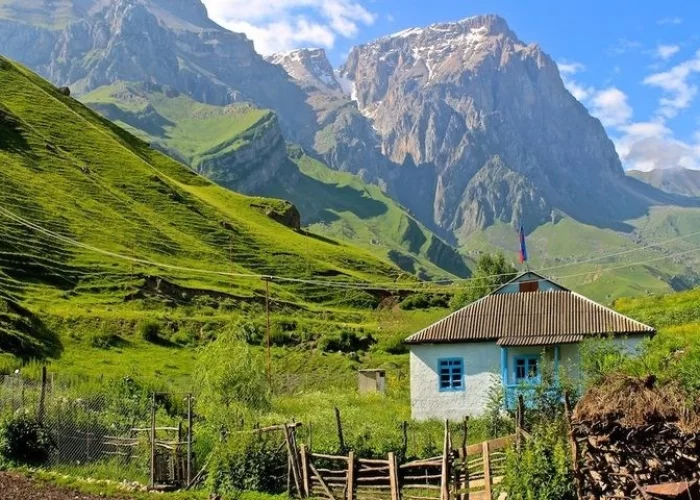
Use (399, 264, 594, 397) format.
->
(438, 358, 464, 391)
(513, 355, 539, 384)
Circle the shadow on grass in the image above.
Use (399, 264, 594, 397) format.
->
(0, 296, 63, 361)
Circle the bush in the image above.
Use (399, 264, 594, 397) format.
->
(399, 293, 449, 310)
(0, 413, 54, 466)
(137, 319, 161, 343)
(499, 422, 575, 500)
(208, 433, 287, 495)
(318, 330, 375, 353)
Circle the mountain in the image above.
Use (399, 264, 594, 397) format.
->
(0, 0, 319, 143)
(5, 1, 700, 298)
(80, 81, 468, 279)
(336, 15, 694, 241)
(0, 56, 409, 357)
(628, 168, 700, 198)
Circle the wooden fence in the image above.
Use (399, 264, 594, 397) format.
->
(289, 422, 516, 500)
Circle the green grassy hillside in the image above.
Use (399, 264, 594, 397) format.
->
(82, 82, 470, 280)
(84, 82, 270, 168)
(0, 56, 419, 364)
(462, 215, 700, 301)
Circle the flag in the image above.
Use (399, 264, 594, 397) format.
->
(518, 224, 528, 264)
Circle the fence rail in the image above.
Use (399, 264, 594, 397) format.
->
(291, 424, 516, 500)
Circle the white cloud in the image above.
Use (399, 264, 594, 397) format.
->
(201, 0, 376, 55)
(654, 44, 680, 60)
(557, 61, 585, 75)
(557, 61, 595, 101)
(590, 87, 633, 127)
(657, 17, 683, 25)
(615, 121, 700, 171)
(643, 50, 700, 118)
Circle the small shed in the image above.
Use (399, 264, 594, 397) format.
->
(358, 369, 386, 394)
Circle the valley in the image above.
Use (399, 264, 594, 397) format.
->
(1, 2, 700, 499)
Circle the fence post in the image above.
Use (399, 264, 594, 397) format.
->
(460, 417, 469, 500)
(150, 393, 156, 490)
(482, 441, 491, 499)
(300, 444, 311, 498)
(187, 393, 193, 486)
(38, 366, 47, 423)
(284, 425, 303, 497)
(334, 407, 345, 452)
(401, 421, 408, 460)
(441, 420, 450, 500)
(388, 451, 400, 500)
(347, 450, 356, 500)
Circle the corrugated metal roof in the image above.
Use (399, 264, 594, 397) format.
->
(404, 290, 655, 345)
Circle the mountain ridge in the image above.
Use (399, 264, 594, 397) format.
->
(5, 2, 700, 298)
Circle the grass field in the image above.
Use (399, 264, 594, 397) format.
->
(81, 81, 471, 281)
(0, 56, 423, 364)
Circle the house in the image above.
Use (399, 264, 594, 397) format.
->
(405, 272, 655, 421)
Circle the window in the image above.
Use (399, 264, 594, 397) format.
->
(438, 358, 464, 391)
(514, 355, 539, 383)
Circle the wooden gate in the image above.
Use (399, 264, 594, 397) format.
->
(291, 430, 515, 500)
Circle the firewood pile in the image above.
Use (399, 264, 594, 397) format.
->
(572, 375, 700, 500)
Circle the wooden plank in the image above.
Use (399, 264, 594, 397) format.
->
(335, 407, 346, 451)
(300, 445, 311, 498)
(284, 425, 303, 498)
(486, 436, 514, 451)
(149, 393, 156, 490)
(400, 459, 442, 469)
(358, 458, 392, 465)
(347, 451, 356, 500)
(388, 452, 400, 500)
(481, 441, 491, 499)
(314, 453, 351, 461)
(187, 393, 193, 486)
(440, 420, 450, 500)
(310, 461, 338, 500)
(460, 418, 469, 500)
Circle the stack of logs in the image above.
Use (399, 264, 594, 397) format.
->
(572, 420, 700, 499)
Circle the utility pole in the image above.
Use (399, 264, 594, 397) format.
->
(264, 277, 272, 390)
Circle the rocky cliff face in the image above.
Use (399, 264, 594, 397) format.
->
(196, 112, 290, 194)
(0, 0, 318, 143)
(628, 168, 700, 198)
(337, 15, 653, 240)
(3, 4, 689, 246)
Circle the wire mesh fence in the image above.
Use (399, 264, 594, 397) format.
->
(0, 372, 195, 488)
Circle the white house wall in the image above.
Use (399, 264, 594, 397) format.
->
(410, 342, 501, 421)
(409, 335, 651, 421)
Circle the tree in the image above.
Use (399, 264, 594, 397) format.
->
(450, 253, 517, 309)
(195, 326, 270, 430)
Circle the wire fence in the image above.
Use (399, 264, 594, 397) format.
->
(0, 372, 195, 488)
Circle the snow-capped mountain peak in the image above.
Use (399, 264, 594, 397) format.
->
(266, 48, 342, 93)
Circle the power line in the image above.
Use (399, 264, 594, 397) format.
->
(1, 203, 700, 293)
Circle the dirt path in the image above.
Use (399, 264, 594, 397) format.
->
(0, 472, 134, 500)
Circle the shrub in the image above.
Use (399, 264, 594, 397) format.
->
(137, 319, 161, 343)
(499, 421, 575, 500)
(399, 293, 449, 310)
(208, 433, 287, 495)
(0, 413, 54, 466)
(580, 336, 631, 388)
(318, 330, 375, 353)
(195, 330, 270, 429)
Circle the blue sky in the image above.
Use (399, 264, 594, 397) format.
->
(201, 0, 700, 171)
